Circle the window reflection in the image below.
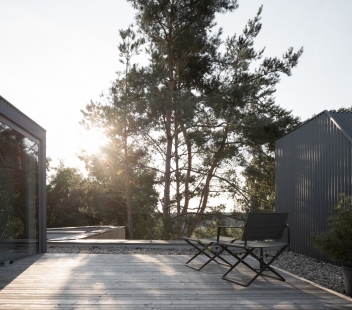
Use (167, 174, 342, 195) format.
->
(0, 121, 39, 264)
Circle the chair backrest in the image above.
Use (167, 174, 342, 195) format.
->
(242, 212, 288, 241)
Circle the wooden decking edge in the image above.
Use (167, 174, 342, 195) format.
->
(273, 264, 352, 302)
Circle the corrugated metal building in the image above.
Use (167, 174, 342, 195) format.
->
(276, 110, 352, 262)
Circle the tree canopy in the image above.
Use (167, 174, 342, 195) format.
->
(76, 2, 303, 239)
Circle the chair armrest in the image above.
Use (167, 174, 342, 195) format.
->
(217, 226, 243, 243)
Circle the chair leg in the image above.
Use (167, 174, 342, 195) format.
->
(183, 240, 232, 271)
(206, 247, 235, 268)
(220, 245, 289, 287)
(184, 240, 207, 271)
(249, 246, 288, 282)
(221, 247, 260, 287)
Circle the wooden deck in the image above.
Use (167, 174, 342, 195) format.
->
(0, 253, 351, 309)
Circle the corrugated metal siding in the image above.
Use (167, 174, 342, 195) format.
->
(276, 111, 352, 263)
(330, 111, 352, 139)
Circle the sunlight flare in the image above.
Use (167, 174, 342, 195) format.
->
(79, 128, 108, 155)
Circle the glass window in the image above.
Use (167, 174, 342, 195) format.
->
(0, 120, 39, 264)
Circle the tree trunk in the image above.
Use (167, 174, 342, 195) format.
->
(162, 32, 175, 239)
(188, 127, 229, 236)
(124, 126, 134, 239)
(162, 113, 172, 238)
(178, 122, 192, 238)
(188, 159, 219, 236)
(175, 126, 181, 217)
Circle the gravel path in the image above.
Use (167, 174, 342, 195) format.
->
(48, 245, 346, 297)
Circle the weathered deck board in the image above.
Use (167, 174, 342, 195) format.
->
(0, 254, 351, 309)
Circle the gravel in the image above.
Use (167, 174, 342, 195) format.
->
(48, 246, 196, 256)
(48, 245, 346, 297)
(268, 250, 345, 295)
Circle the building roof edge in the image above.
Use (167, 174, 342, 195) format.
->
(0, 95, 46, 132)
(276, 110, 328, 142)
(276, 109, 352, 143)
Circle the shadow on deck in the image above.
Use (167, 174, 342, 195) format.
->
(0, 253, 351, 309)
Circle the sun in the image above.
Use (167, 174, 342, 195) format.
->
(79, 128, 108, 155)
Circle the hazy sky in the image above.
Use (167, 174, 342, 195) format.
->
(1, 0, 352, 171)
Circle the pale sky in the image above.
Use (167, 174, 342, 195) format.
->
(1, 0, 352, 171)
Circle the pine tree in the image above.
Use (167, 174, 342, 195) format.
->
(80, 26, 152, 239)
(128, 0, 239, 238)
(81, 3, 303, 239)
(130, 4, 302, 237)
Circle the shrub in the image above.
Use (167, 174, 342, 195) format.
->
(311, 194, 352, 263)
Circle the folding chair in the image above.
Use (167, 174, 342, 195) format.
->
(215, 212, 290, 287)
(182, 231, 241, 271)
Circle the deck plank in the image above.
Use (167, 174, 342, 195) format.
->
(0, 253, 351, 309)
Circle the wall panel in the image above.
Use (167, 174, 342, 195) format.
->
(276, 111, 352, 263)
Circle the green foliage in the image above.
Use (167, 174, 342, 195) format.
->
(126, 0, 240, 239)
(132, 3, 302, 238)
(311, 194, 352, 263)
(238, 154, 276, 213)
(80, 25, 158, 239)
(338, 106, 352, 112)
(46, 159, 162, 239)
(78, 150, 161, 239)
(46, 161, 96, 228)
(192, 206, 242, 240)
(234, 110, 299, 217)
(78, 2, 302, 239)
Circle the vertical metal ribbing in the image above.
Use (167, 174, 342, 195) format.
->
(302, 122, 307, 255)
(276, 111, 352, 263)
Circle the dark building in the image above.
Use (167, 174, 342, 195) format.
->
(0, 96, 46, 265)
(276, 110, 352, 262)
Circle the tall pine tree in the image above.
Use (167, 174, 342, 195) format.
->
(128, 0, 239, 237)
(80, 26, 154, 239)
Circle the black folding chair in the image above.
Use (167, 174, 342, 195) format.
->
(182, 233, 241, 271)
(215, 212, 290, 287)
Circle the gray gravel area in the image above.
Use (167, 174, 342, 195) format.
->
(48, 245, 346, 297)
(268, 250, 345, 295)
(48, 246, 195, 255)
